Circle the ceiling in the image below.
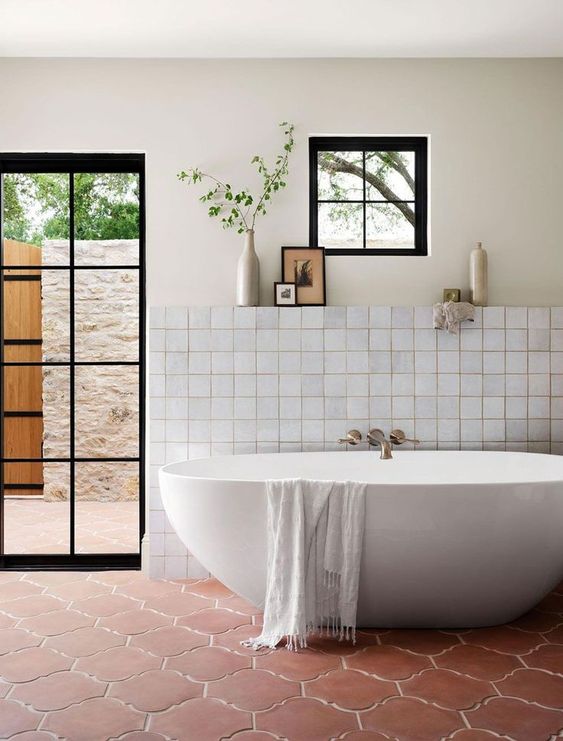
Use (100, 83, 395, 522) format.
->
(1, 0, 563, 58)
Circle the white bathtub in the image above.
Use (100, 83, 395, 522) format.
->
(159, 450, 563, 628)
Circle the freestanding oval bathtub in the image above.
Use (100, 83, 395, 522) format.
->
(159, 450, 563, 628)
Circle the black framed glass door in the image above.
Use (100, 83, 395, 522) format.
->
(0, 153, 145, 569)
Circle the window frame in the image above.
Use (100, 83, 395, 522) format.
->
(309, 136, 428, 256)
(0, 152, 145, 570)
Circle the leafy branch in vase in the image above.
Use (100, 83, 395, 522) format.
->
(178, 122, 295, 234)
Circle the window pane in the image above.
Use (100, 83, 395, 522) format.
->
(317, 151, 363, 201)
(3, 463, 70, 554)
(366, 203, 415, 250)
(2, 173, 70, 265)
(2, 269, 70, 363)
(75, 462, 139, 553)
(365, 151, 415, 201)
(318, 203, 363, 249)
(74, 173, 140, 265)
(75, 269, 139, 361)
(75, 365, 139, 458)
(2, 366, 70, 459)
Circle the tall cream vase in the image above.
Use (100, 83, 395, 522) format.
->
(236, 229, 260, 307)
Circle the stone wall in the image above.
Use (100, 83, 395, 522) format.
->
(42, 240, 140, 502)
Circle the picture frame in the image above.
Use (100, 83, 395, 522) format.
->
(443, 288, 461, 302)
(274, 281, 297, 306)
(281, 246, 326, 306)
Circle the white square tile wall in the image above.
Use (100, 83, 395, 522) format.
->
(148, 306, 563, 577)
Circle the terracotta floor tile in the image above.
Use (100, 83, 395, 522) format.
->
(466, 697, 563, 741)
(72, 593, 141, 617)
(509, 609, 563, 633)
(305, 631, 380, 656)
(230, 733, 284, 740)
(178, 607, 251, 634)
(447, 731, 502, 740)
(496, 667, 563, 707)
(185, 578, 235, 599)
(257, 697, 358, 740)
(3, 732, 56, 740)
(45, 579, 113, 601)
(524, 642, 563, 673)
(0, 646, 72, 682)
(401, 668, 494, 710)
(0, 573, 23, 584)
(144, 592, 213, 617)
(435, 644, 522, 680)
(150, 697, 252, 740)
(464, 626, 546, 654)
(304, 668, 396, 709)
(0, 699, 41, 738)
(23, 572, 88, 588)
(0, 573, 560, 741)
(18, 608, 95, 636)
(0, 581, 44, 601)
(346, 645, 431, 679)
(44, 626, 126, 657)
(208, 667, 300, 710)
(109, 668, 202, 711)
(99, 608, 173, 635)
(166, 645, 248, 681)
(217, 595, 262, 616)
(87, 570, 143, 586)
(361, 696, 462, 740)
(76, 645, 161, 681)
(534, 592, 563, 615)
(42, 697, 145, 741)
(0, 594, 67, 618)
(255, 646, 341, 681)
(131, 625, 208, 656)
(116, 578, 183, 601)
(213, 624, 274, 656)
(379, 629, 461, 655)
(10, 670, 106, 710)
(545, 625, 563, 644)
(0, 627, 42, 654)
(0, 614, 16, 629)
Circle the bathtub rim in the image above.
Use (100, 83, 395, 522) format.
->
(159, 449, 563, 487)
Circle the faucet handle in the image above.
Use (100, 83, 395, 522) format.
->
(390, 429, 420, 445)
(337, 429, 362, 445)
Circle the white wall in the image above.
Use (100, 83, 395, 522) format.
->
(1, 58, 562, 306)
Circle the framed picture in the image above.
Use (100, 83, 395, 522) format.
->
(274, 282, 297, 306)
(281, 246, 326, 306)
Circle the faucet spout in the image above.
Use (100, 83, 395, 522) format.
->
(367, 428, 393, 460)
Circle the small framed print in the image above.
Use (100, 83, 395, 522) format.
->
(274, 282, 297, 306)
(443, 288, 461, 302)
(281, 246, 326, 306)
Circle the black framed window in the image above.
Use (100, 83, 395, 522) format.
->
(309, 137, 428, 256)
(0, 153, 145, 570)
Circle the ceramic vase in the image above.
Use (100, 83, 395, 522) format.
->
(470, 241, 488, 306)
(236, 229, 260, 306)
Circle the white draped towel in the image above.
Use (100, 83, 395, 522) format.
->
(243, 478, 366, 651)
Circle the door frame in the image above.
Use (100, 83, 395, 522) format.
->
(0, 153, 145, 570)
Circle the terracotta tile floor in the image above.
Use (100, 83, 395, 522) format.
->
(0, 571, 561, 741)
(3, 500, 139, 554)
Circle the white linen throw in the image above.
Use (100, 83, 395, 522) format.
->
(243, 478, 366, 651)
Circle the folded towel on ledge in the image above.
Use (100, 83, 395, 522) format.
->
(242, 478, 366, 651)
(433, 301, 475, 334)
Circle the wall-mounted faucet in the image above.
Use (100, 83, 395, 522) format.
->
(337, 428, 420, 459)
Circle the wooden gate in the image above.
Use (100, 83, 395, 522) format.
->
(2, 239, 43, 495)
